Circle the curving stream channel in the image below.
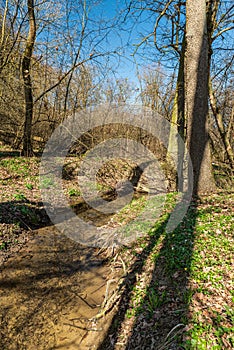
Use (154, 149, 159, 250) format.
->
(0, 195, 125, 350)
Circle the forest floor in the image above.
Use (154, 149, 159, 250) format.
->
(0, 147, 233, 349)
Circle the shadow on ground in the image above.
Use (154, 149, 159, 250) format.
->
(0, 225, 112, 350)
(0, 199, 51, 230)
(97, 200, 199, 350)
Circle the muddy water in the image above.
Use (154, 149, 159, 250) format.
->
(71, 196, 114, 227)
(0, 190, 144, 349)
(0, 226, 118, 350)
(71, 190, 146, 226)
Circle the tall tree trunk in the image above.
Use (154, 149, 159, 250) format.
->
(167, 33, 185, 191)
(21, 0, 36, 156)
(185, 0, 216, 195)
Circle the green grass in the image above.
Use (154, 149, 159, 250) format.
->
(68, 188, 81, 197)
(183, 194, 234, 349)
(0, 242, 7, 250)
(116, 192, 233, 349)
(145, 288, 167, 317)
(39, 176, 55, 189)
(13, 192, 27, 201)
(0, 157, 39, 176)
(25, 183, 33, 190)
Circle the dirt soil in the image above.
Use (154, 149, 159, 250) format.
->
(0, 153, 140, 350)
(0, 226, 118, 350)
(1, 152, 233, 349)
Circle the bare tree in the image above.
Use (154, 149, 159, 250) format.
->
(21, 0, 36, 156)
(139, 66, 174, 119)
(206, 0, 234, 170)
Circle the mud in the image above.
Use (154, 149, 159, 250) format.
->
(0, 226, 117, 349)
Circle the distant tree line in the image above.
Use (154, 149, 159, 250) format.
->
(0, 0, 233, 194)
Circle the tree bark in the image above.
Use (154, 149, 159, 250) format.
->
(21, 0, 36, 156)
(167, 33, 185, 191)
(185, 0, 216, 195)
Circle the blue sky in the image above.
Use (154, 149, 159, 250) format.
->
(35, 0, 178, 90)
(92, 0, 144, 84)
(91, 0, 178, 85)
(93, 0, 234, 89)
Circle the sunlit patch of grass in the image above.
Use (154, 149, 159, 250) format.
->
(114, 193, 233, 349)
(67, 188, 81, 197)
(115, 195, 147, 222)
(25, 183, 33, 190)
(0, 157, 40, 177)
(13, 192, 27, 201)
(183, 193, 234, 349)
